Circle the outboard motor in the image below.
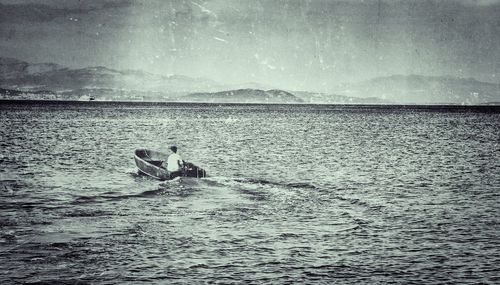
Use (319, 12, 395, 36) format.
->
(183, 162, 207, 178)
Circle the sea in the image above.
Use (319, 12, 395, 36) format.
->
(1, 101, 499, 284)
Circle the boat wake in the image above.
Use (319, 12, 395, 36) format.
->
(73, 174, 323, 206)
(234, 177, 320, 190)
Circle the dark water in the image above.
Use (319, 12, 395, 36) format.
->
(1, 101, 499, 284)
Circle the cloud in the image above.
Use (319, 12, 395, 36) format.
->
(454, 0, 500, 6)
(101, 0, 134, 10)
(0, 3, 85, 23)
(0, 1, 133, 23)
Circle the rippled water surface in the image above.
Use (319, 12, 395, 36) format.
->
(1, 101, 499, 284)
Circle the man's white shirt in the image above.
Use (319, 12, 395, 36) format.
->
(167, 153, 182, 172)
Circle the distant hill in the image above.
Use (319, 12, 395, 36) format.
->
(0, 57, 62, 79)
(292, 91, 392, 104)
(184, 89, 304, 103)
(0, 87, 58, 100)
(221, 82, 278, 91)
(337, 75, 500, 104)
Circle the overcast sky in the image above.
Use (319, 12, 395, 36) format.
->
(0, 0, 499, 92)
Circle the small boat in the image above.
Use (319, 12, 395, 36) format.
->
(134, 149, 207, 180)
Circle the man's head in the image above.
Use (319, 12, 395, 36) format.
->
(170, 145, 178, 153)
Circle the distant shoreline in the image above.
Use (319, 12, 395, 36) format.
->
(1, 99, 499, 112)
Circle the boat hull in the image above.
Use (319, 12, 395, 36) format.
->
(134, 149, 207, 181)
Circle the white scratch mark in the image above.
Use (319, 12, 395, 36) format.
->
(214, 37, 228, 43)
(191, 1, 218, 18)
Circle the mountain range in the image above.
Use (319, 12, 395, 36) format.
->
(186, 89, 304, 103)
(1, 57, 499, 104)
(0, 57, 221, 96)
(336, 75, 500, 104)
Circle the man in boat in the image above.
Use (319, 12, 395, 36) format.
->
(166, 145, 184, 179)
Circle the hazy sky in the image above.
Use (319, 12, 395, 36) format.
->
(0, 0, 499, 92)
